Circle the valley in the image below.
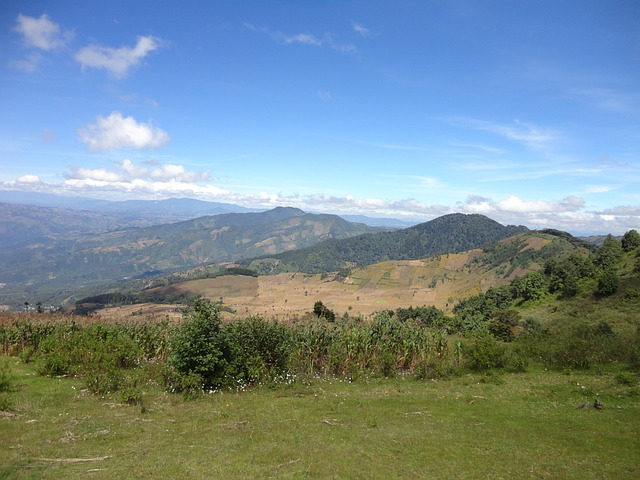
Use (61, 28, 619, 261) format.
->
(92, 234, 555, 322)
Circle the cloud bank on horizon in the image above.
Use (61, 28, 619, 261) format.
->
(1, 2, 638, 235)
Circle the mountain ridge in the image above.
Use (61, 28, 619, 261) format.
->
(0, 206, 383, 307)
(242, 213, 528, 274)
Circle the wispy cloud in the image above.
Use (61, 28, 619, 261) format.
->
(584, 185, 616, 194)
(11, 14, 73, 72)
(317, 90, 332, 101)
(568, 87, 639, 115)
(352, 22, 371, 37)
(75, 35, 163, 78)
(450, 143, 505, 155)
(445, 117, 558, 150)
(14, 13, 73, 51)
(79, 112, 170, 151)
(9, 52, 43, 73)
(244, 23, 357, 53)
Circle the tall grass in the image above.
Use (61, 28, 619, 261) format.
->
(1, 302, 638, 402)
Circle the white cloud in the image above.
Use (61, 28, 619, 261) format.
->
(16, 174, 41, 184)
(149, 164, 209, 183)
(14, 14, 73, 51)
(9, 52, 43, 73)
(568, 87, 639, 114)
(495, 195, 584, 214)
(66, 167, 125, 183)
(352, 23, 371, 37)
(446, 117, 558, 150)
(244, 23, 357, 54)
(317, 90, 332, 101)
(585, 185, 615, 194)
(79, 112, 170, 151)
(1, 172, 637, 235)
(601, 206, 640, 216)
(59, 177, 229, 198)
(58, 160, 215, 195)
(75, 35, 162, 78)
(120, 159, 149, 178)
(414, 176, 441, 188)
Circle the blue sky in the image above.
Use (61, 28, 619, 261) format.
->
(1, 1, 639, 235)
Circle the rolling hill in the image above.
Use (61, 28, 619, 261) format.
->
(86, 230, 593, 320)
(0, 206, 383, 307)
(241, 213, 528, 274)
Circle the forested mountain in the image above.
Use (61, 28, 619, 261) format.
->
(0, 206, 382, 307)
(242, 213, 528, 274)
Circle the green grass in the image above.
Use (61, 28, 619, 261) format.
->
(1, 356, 638, 479)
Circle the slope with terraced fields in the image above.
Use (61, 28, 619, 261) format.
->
(93, 231, 586, 322)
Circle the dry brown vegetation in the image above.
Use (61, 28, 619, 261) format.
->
(91, 249, 531, 322)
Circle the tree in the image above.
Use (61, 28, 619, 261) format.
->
(511, 271, 547, 302)
(313, 300, 336, 322)
(543, 254, 593, 298)
(595, 235, 623, 270)
(167, 298, 235, 391)
(596, 269, 620, 296)
(487, 309, 521, 342)
(621, 229, 640, 252)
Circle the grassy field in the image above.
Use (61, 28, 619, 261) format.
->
(1, 356, 638, 479)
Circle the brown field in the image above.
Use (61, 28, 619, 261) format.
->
(91, 250, 524, 322)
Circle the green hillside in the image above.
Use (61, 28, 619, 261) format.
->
(0, 207, 382, 308)
(70, 230, 590, 319)
(242, 213, 527, 274)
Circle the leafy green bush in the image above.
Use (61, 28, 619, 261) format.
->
(487, 309, 520, 341)
(596, 269, 620, 296)
(463, 336, 507, 371)
(37, 352, 71, 376)
(166, 298, 236, 392)
(621, 229, 640, 252)
(543, 323, 622, 370)
(226, 316, 293, 384)
(511, 271, 548, 302)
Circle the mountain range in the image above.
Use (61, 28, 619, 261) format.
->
(241, 213, 528, 274)
(0, 203, 383, 307)
(0, 193, 597, 312)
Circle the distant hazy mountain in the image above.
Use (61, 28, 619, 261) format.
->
(338, 214, 418, 229)
(0, 191, 423, 230)
(0, 206, 383, 307)
(0, 203, 145, 252)
(91, 197, 255, 218)
(242, 213, 528, 274)
(0, 191, 253, 224)
(0, 191, 113, 209)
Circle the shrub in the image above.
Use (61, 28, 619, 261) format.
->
(0, 359, 12, 393)
(37, 353, 71, 377)
(547, 330, 614, 370)
(226, 316, 293, 384)
(621, 229, 640, 252)
(487, 309, 520, 342)
(596, 269, 620, 296)
(166, 298, 236, 392)
(463, 336, 507, 371)
(84, 362, 121, 395)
